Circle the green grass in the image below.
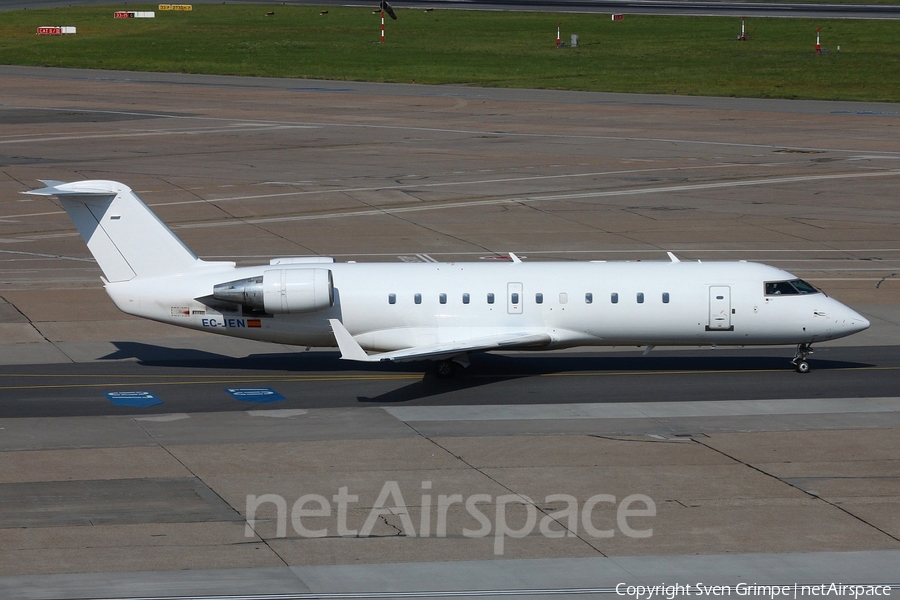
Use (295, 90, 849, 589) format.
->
(2, 5, 900, 101)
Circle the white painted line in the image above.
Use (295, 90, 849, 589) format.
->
(5, 103, 900, 156)
(2, 163, 769, 219)
(0, 124, 317, 146)
(170, 169, 900, 229)
(160, 162, 770, 208)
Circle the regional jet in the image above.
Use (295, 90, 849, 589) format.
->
(28, 180, 870, 376)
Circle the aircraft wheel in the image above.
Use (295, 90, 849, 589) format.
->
(794, 360, 811, 374)
(435, 360, 456, 379)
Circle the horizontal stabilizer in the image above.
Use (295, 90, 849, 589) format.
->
(25, 180, 231, 282)
(27, 180, 121, 198)
(329, 319, 551, 362)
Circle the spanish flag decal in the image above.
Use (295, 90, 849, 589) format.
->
(247, 319, 262, 328)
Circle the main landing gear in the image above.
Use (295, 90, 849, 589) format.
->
(435, 359, 456, 379)
(433, 354, 470, 379)
(792, 343, 813, 373)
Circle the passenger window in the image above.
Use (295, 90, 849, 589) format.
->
(487, 293, 495, 304)
(585, 292, 593, 304)
(388, 293, 396, 305)
(611, 292, 619, 304)
(463, 293, 470, 304)
(535, 293, 543, 304)
(662, 292, 670, 304)
(559, 292, 568, 304)
(414, 293, 422, 304)
(511, 293, 520, 304)
(439, 293, 447, 304)
(637, 292, 644, 304)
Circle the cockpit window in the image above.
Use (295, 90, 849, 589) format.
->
(791, 279, 819, 294)
(765, 279, 821, 296)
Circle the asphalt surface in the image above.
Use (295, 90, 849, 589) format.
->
(0, 345, 896, 418)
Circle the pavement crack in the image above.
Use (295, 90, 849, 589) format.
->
(876, 273, 897, 289)
(0, 292, 73, 361)
(587, 434, 690, 444)
(132, 420, 291, 568)
(692, 438, 900, 545)
(380, 513, 405, 537)
(400, 420, 608, 557)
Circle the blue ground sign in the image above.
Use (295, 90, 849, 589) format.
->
(226, 388, 285, 403)
(105, 391, 163, 408)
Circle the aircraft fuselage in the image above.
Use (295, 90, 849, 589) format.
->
(105, 259, 869, 352)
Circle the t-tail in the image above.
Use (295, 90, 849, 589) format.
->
(27, 180, 231, 281)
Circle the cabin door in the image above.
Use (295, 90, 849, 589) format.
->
(707, 286, 732, 331)
(507, 282, 523, 314)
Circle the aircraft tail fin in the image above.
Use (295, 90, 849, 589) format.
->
(26, 180, 227, 282)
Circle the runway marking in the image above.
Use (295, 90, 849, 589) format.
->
(1, 365, 898, 391)
(105, 390, 163, 408)
(5, 104, 900, 156)
(2, 162, 778, 220)
(0, 249, 94, 262)
(0, 124, 317, 146)
(9, 165, 900, 229)
(168, 169, 900, 230)
(226, 387, 285, 403)
(166, 164, 882, 207)
(0, 374, 422, 391)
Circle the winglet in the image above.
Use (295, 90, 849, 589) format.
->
(667, 252, 681, 263)
(328, 319, 374, 361)
(508, 252, 522, 264)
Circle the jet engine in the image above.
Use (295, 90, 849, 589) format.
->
(212, 269, 333, 314)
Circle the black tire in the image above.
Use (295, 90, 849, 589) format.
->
(435, 360, 455, 379)
(795, 360, 811, 374)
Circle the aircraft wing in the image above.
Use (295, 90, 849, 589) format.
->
(328, 319, 551, 362)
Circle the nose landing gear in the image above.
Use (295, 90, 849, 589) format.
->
(792, 343, 813, 373)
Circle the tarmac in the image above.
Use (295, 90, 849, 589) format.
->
(0, 66, 899, 598)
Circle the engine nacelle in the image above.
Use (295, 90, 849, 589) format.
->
(212, 268, 334, 314)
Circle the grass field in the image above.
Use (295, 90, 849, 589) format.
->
(2, 4, 899, 101)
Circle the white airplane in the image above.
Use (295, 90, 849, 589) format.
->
(28, 180, 870, 376)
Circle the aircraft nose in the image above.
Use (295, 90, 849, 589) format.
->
(849, 312, 870, 334)
(840, 304, 870, 334)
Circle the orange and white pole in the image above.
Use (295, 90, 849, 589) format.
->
(381, 9, 385, 43)
(556, 22, 561, 48)
(739, 17, 746, 41)
(816, 27, 821, 54)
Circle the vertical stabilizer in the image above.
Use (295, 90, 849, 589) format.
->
(26, 180, 209, 282)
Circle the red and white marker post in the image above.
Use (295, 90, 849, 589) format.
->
(816, 27, 821, 54)
(738, 17, 746, 41)
(556, 22, 561, 48)
(381, 9, 385, 43)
